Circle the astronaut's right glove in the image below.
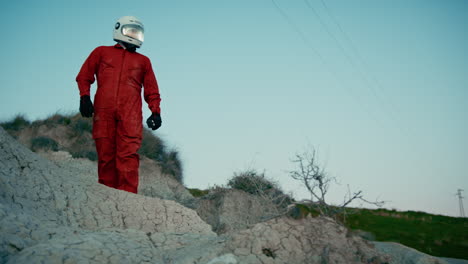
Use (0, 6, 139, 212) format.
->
(79, 95, 94, 118)
(146, 113, 162, 131)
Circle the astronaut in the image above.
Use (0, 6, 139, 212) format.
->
(76, 16, 161, 193)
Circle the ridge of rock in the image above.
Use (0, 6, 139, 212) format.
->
(2, 126, 459, 264)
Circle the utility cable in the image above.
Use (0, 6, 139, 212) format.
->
(318, 0, 409, 135)
(304, 0, 407, 135)
(270, 0, 387, 130)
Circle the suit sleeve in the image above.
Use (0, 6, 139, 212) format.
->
(76, 47, 101, 97)
(143, 59, 161, 114)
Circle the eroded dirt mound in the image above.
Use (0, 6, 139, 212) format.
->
(2, 126, 452, 264)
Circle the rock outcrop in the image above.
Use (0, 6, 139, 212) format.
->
(0, 126, 219, 263)
(138, 156, 197, 208)
(41, 151, 197, 208)
(372, 242, 455, 264)
(2, 126, 462, 264)
(223, 216, 389, 264)
(197, 188, 283, 234)
(6, 116, 194, 208)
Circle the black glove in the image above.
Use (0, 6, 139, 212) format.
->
(79, 95, 94, 118)
(146, 113, 162, 130)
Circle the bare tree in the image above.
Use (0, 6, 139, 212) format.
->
(289, 147, 385, 219)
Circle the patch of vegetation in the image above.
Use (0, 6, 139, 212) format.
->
(160, 150, 183, 183)
(139, 129, 183, 183)
(0, 114, 30, 131)
(288, 203, 320, 219)
(70, 149, 98, 161)
(344, 208, 468, 260)
(228, 169, 276, 195)
(187, 188, 210, 198)
(31, 113, 72, 128)
(72, 118, 93, 134)
(228, 169, 293, 209)
(30, 136, 59, 152)
(139, 129, 166, 161)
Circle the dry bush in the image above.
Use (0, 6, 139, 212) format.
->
(289, 147, 384, 220)
(30, 136, 59, 152)
(0, 114, 30, 133)
(139, 129, 183, 183)
(227, 169, 293, 219)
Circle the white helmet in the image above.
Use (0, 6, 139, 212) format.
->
(113, 16, 144, 48)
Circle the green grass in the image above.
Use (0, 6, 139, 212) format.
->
(343, 208, 468, 260)
(186, 188, 210, 197)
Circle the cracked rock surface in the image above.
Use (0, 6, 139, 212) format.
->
(223, 216, 391, 264)
(196, 189, 281, 234)
(10, 122, 197, 208)
(138, 156, 197, 208)
(39, 150, 197, 209)
(1, 126, 459, 264)
(0, 127, 222, 263)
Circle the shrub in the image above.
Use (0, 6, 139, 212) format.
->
(69, 134, 96, 161)
(228, 169, 294, 210)
(47, 113, 72, 126)
(160, 150, 183, 183)
(31, 113, 73, 128)
(139, 129, 166, 161)
(70, 149, 98, 161)
(30, 136, 59, 152)
(228, 169, 276, 195)
(0, 114, 30, 131)
(138, 129, 184, 183)
(72, 118, 93, 134)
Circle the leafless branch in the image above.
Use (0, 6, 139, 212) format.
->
(289, 146, 385, 220)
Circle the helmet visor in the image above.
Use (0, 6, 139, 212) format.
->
(122, 24, 144, 42)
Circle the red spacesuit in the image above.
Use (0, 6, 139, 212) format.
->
(76, 16, 161, 193)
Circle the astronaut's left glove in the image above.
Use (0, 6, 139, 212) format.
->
(146, 113, 162, 131)
(79, 95, 94, 118)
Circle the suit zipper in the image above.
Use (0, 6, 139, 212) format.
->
(116, 49, 126, 108)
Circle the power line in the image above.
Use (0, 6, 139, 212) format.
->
(304, 0, 384, 111)
(270, 0, 323, 61)
(317, 0, 408, 135)
(270, 0, 387, 129)
(456, 189, 465, 217)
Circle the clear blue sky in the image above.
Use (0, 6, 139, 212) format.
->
(1, 0, 467, 217)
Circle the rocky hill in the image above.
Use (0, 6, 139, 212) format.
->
(0, 114, 193, 207)
(1, 123, 465, 263)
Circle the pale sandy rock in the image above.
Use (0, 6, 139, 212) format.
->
(372, 242, 450, 264)
(224, 216, 391, 264)
(440, 258, 468, 264)
(6, 228, 161, 264)
(13, 121, 195, 208)
(197, 188, 282, 234)
(139, 156, 197, 208)
(40, 149, 197, 208)
(0, 126, 216, 263)
(2, 126, 462, 264)
(206, 254, 238, 264)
